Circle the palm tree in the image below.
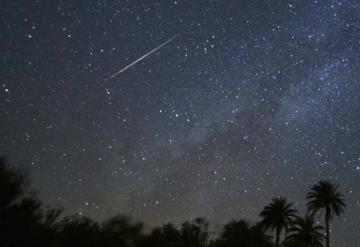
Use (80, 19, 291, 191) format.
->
(306, 181, 345, 247)
(260, 197, 298, 247)
(285, 215, 324, 247)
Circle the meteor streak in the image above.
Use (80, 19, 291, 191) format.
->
(105, 34, 180, 81)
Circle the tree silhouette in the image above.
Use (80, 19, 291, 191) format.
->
(260, 197, 298, 247)
(0, 158, 55, 247)
(180, 217, 210, 247)
(101, 215, 144, 247)
(0, 157, 349, 247)
(57, 215, 102, 247)
(140, 218, 210, 247)
(306, 181, 345, 247)
(0, 157, 26, 208)
(284, 215, 324, 247)
(43, 207, 63, 229)
(216, 220, 273, 247)
(141, 223, 181, 247)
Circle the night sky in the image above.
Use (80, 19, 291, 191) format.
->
(1, 0, 360, 246)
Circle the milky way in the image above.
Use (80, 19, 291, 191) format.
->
(1, 1, 360, 246)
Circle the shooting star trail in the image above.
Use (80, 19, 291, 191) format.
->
(105, 34, 180, 81)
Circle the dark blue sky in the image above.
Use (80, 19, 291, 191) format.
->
(1, 0, 359, 246)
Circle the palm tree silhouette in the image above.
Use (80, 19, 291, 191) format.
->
(306, 180, 345, 247)
(285, 215, 324, 247)
(260, 197, 298, 247)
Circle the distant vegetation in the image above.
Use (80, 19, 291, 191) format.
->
(0, 157, 345, 247)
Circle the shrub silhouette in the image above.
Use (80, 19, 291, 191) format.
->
(216, 220, 273, 247)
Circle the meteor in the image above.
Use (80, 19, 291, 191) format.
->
(105, 34, 180, 81)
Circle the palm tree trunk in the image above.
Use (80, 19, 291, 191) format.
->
(325, 208, 330, 247)
(275, 227, 281, 247)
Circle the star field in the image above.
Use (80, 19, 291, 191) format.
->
(1, 0, 360, 246)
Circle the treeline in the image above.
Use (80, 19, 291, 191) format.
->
(0, 157, 345, 247)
